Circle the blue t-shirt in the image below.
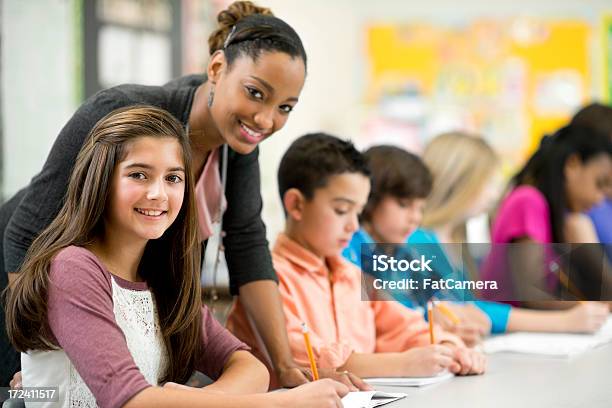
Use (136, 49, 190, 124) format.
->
(588, 199, 612, 260)
(342, 228, 446, 308)
(343, 228, 511, 333)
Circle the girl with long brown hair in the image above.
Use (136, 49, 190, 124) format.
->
(5, 106, 347, 408)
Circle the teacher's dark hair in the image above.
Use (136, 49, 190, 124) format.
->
(208, 1, 307, 72)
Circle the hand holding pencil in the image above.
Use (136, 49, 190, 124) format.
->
(299, 322, 372, 391)
(428, 299, 487, 375)
(301, 322, 320, 380)
(432, 300, 489, 347)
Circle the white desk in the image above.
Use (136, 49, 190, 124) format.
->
(4, 345, 611, 407)
(375, 343, 612, 407)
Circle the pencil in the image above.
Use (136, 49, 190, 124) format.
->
(434, 300, 461, 325)
(558, 268, 586, 301)
(427, 301, 435, 344)
(301, 322, 319, 381)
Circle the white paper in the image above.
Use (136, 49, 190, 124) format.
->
(483, 316, 612, 357)
(341, 391, 406, 408)
(365, 370, 454, 387)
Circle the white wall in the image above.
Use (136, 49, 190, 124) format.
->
(1, 0, 78, 199)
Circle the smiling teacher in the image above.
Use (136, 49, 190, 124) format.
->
(0, 1, 363, 391)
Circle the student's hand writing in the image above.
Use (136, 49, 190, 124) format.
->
(444, 323, 483, 347)
(318, 367, 373, 391)
(276, 365, 309, 388)
(399, 344, 456, 376)
(277, 365, 371, 391)
(448, 303, 492, 336)
(433, 306, 484, 347)
(448, 347, 487, 376)
(9, 371, 22, 389)
(273, 379, 348, 408)
(564, 302, 609, 333)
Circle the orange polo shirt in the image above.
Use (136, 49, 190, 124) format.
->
(226, 233, 461, 377)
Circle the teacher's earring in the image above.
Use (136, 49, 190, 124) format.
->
(208, 86, 215, 108)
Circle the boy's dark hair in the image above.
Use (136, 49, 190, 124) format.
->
(361, 145, 432, 223)
(278, 133, 370, 203)
(571, 102, 612, 139)
(513, 124, 612, 242)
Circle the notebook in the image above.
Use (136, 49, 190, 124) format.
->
(341, 391, 407, 408)
(365, 370, 454, 387)
(483, 316, 612, 357)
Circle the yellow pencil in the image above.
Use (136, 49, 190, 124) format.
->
(301, 323, 319, 380)
(434, 300, 461, 325)
(427, 301, 435, 344)
(558, 268, 586, 301)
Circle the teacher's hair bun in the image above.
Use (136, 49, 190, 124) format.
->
(208, 1, 273, 54)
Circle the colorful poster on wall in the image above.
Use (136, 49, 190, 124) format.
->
(364, 18, 591, 166)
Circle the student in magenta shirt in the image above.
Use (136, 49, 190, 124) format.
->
(4, 107, 347, 408)
(482, 124, 612, 314)
(482, 185, 555, 302)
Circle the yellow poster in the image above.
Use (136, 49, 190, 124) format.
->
(366, 18, 591, 164)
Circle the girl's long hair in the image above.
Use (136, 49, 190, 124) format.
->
(5, 105, 202, 384)
(422, 132, 499, 242)
(512, 124, 612, 243)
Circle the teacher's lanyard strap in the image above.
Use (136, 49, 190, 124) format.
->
(208, 143, 228, 308)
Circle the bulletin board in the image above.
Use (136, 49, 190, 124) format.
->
(365, 18, 591, 165)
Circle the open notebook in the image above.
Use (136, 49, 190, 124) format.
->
(341, 391, 406, 408)
(365, 371, 454, 387)
(483, 316, 612, 357)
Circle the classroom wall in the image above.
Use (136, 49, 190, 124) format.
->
(247, 0, 612, 243)
(2, 0, 611, 243)
(1, 0, 79, 200)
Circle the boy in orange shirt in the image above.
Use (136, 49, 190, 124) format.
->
(227, 133, 486, 383)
